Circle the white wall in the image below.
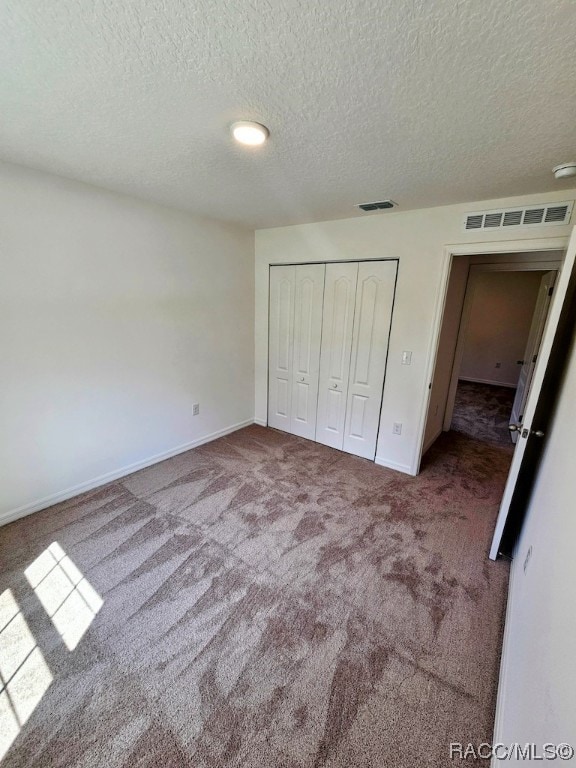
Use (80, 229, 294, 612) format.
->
(494, 332, 576, 760)
(255, 191, 576, 475)
(460, 271, 542, 387)
(0, 162, 255, 522)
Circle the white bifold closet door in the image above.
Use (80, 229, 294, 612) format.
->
(268, 265, 295, 432)
(316, 260, 396, 459)
(290, 264, 325, 438)
(269, 259, 396, 461)
(268, 264, 325, 438)
(342, 261, 396, 459)
(316, 262, 359, 450)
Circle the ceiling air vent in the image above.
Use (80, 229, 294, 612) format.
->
(356, 200, 396, 212)
(464, 201, 572, 232)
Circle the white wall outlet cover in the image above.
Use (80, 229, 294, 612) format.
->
(393, 422, 402, 435)
(401, 351, 412, 365)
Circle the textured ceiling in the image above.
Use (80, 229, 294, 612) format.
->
(1, 0, 576, 228)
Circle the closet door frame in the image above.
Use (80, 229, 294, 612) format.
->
(267, 259, 399, 462)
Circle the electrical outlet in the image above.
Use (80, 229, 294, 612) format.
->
(393, 422, 402, 435)
(192, 403, 200, 416)
(401, 351, 412, 365)
(495, 362, 501, 369)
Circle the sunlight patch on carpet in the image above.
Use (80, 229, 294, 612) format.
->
(0, 589, 53, 760)
(25, 542, 103, 651)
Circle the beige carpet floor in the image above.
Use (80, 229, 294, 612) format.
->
(0, 425, 510, 767)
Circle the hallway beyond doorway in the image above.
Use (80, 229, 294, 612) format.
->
(452, 381, 516, 447)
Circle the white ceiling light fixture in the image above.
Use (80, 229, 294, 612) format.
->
(553, 162, 576, 180)
(231, 121, 269, 146)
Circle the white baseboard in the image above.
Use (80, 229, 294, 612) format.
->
(254, 417, 268, 427)
(0, 419, 255, 528)
(374, 455, 413, 475)
(459, 376, 517, 389)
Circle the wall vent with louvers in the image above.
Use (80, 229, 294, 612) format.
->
(463, 201, 573, 232)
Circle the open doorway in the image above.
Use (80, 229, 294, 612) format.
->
(447, 265, 558, 449)
(417, 234, 576, 562)
(423, 251, 563, 459)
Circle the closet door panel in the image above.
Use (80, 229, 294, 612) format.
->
(348, 394, 369, 438)
(343, 261, 396, 459)
(316, 262, 358, 449)
(268, 266, 295, 431)
(290, 264, 325, 439)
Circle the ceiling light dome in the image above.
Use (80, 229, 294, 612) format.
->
(231, 121, 269, 146)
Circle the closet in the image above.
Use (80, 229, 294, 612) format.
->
(268, 260, 397, 460)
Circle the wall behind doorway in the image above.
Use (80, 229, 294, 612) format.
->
(460, 270, 544, 388)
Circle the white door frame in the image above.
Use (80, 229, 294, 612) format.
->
(414, 237, 569, 474)
(443, 260, 561, 434)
